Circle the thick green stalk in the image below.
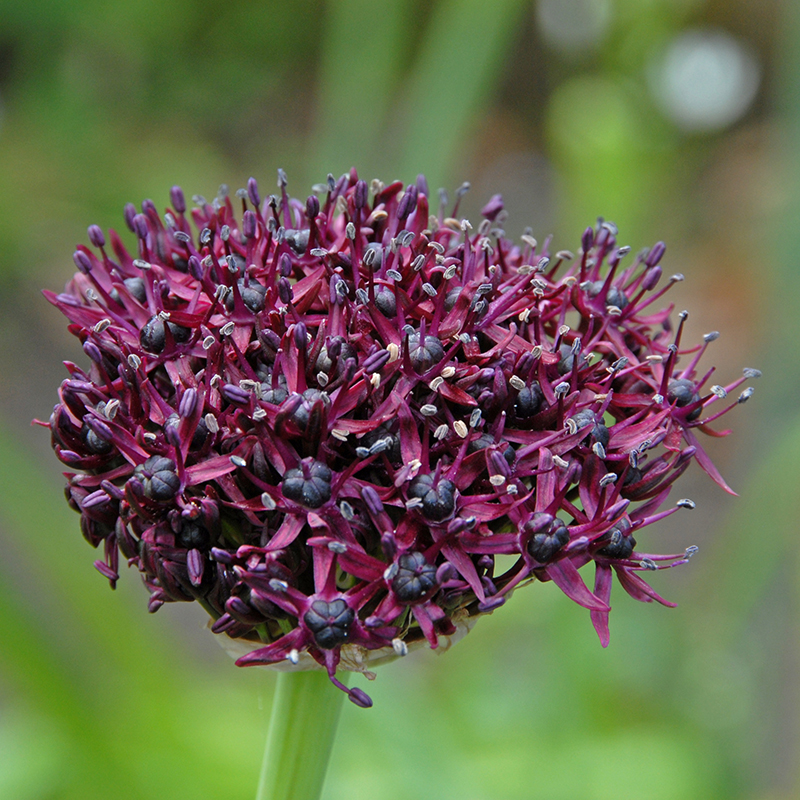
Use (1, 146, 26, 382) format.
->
(256, 670, 347, 800)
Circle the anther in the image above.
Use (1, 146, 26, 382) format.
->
(738, 387, 754, 403)
(676, 498, 696, 509)
(261, 492, 277, 510)
(429, 376, 444, 391)
(592, 442, 607, 459)
(392, 638, 408, 657)
(554, 382, 570, 397)
(102, 399, 120, 420)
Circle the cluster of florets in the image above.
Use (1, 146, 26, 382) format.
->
(43, 169, 757, 707)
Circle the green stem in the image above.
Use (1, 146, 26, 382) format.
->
(256, 670, 347, 800)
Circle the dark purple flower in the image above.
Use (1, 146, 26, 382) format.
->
(40, 170, 755, 706)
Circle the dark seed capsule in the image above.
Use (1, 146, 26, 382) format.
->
(284, 228, 309, 255)
(262, 385, 288, 405)
(667, 378, 702, 421)
(165, 413, 208, 450)
(592, 423, 610, 450)
(81, 424, 113, 455)
(135, 455, 180, 501)
(597, 524, 636, 559)
(124, 277, 147, 303)
(315, 340, 356, 375)
(281, 460, 332, 509)
(515, 382, 543, 417)
(304, 598, 354, 649)
(289, 389, 331, 431)
(572, 409, 595, 430)
(225, 278, 267, 314)
(140, 316, 166, 353)
(177, 521, 210, 550)
(168, 322, 192, 344)
(444, 287, 462, 311)
(526, 516, 569, 563)
(606, 285, 628, 309)
(407, 333, 445, 374)
(374, 286, 397, 317)
(667, 378, 695, 406)
(557, 344, 585, 375)
(623, 466, 642, 487)
(588, 280, 628, 310)
(392, 551, 438, 602)
(408, 474, 456, 522)
(571, 409, 610, 449)
(467, 434, 515, 465)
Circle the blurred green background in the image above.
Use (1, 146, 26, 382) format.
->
(0, 1, 795, 798)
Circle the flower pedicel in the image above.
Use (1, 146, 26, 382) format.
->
(42, 170, 757, 708)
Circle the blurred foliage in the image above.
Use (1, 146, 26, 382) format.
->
(0, 0, 795, 798)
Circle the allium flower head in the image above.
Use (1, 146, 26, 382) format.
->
(42, 170, 757, 707)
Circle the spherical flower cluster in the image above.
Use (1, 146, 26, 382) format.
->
(43, 170, 757, 708)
